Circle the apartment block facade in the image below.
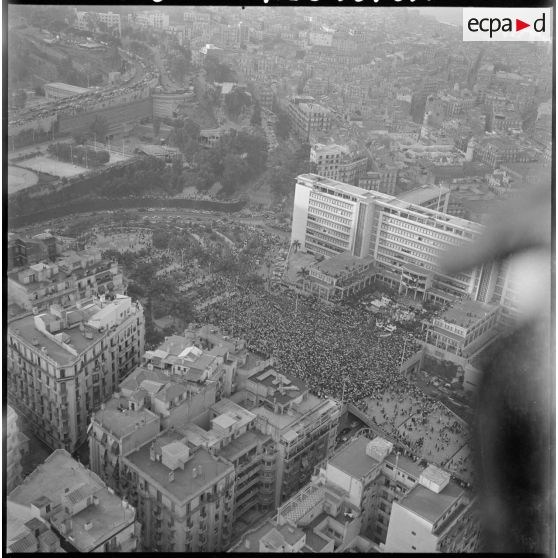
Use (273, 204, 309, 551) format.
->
(231, 435, 479, 553)
(6, 406, 30, 493)
(310, 143, 369, 186)
(8, 249, 124, 314)
(7, 295, 145, 452)
(121, 430, 236, 552)
(288, 97, 332, 141)
(234, 365, 342, 507)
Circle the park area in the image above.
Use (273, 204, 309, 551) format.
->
(7, 166, 39, 194)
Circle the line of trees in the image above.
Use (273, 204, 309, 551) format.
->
(46, 143, 110, 167)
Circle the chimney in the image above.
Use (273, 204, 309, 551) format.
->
(245, 539, 250, 549)
(84, 521, 93, 531)
(169, 470, 175, 483)
(149, 443, 156, 461)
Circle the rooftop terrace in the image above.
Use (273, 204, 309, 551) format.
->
(8, 450, 135, 552)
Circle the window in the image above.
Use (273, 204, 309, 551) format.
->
(412, 546, 417, 550)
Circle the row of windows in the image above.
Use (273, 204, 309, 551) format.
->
(308, 207, 352, 226)
(379, 239, 439, 265)
(307, 223, 350, 241)
(306, 230, 348, 250)
(310, 193, 354, 211)
(380, 226, 451, 254)
(381, 217, 475, 243)
(308, 214, 352, 233)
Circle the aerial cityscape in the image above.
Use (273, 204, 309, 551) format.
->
(5, 4, 553, 554)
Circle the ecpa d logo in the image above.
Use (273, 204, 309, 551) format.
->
(463, 8, 552, 42)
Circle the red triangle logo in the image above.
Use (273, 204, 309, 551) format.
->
(516, 19, 530, 31)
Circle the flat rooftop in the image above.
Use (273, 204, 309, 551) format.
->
(93, 397, 159, 439)
(398, 480, 464, 525)
(8, 449, 134, 553)
(313, 252, 375, 277)
(217, 429, 271, 462)
(8, 313, 102, 366)
(249, 368, 307, 406)
(440, 299, 497, 327)
(230, 519, 276, 552)
(329, 436, 381, 479)
(383, 452, 423, 480)
(125, 431, 233, 503)
(397, 185, 450, 205)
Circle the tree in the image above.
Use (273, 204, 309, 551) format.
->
(297, 267, 309, 283)
(90, 116, 109, 142)
(250, 101, 262, 126)
(34, 85, 45, 97)
(292, 239, 301, 253)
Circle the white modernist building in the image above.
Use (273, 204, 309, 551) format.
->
(291, 174, 520, 324)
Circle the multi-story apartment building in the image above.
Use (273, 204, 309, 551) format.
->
(384, 466, 480, 552)
(183, 9, 212, 25)
(121, 430, 236, 552)
(287, 96, 332, 141)
(7, 232, 57, 271)
(132, 11, 170, 29)
(232, 435, 479, 553)
(234, 365, 342, 507)
(182, 398, 277, 526)
(358, 164, 399, 195)
(487, 106, 523, 133)
(89, 366, 216, 491)
(291, 174, 519, 318)
(8, 449, 138, 552)
(142, 332, 228, 400)
(6, 406, 30, 493)
(424, 300, 500, 361)
(473, 136, 521, 168)
(7, 295, 145, 452)
(310, 143, 368, 186)
(8, 249, 124, 314)
(75, 9, 121, 35)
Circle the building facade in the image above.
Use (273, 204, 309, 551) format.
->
(6, 406, 30, 493)
(7, 295, 145, 452)
(291, 174, 519, 321)
(121, 430, 236, 552)
(310, 143, 369, 186)
(8, 249, 124, 314)
(232, 434, 479, 553)
(288, 97, 332, 141)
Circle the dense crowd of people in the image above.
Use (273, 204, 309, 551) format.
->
(206, 283, 423, 405)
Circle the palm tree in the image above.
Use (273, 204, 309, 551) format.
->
(297, 266, 309, 284)
(292, 239, 301, 253)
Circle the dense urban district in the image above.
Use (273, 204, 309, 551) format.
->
(6, 4, 551, 555)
